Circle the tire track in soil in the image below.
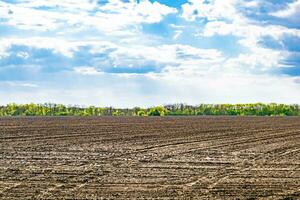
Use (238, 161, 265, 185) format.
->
(1, 116, 300, 199)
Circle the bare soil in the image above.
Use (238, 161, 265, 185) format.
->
(1, 116, 300, 199)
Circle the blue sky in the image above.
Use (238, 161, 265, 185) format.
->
(0, 0, 300, 107)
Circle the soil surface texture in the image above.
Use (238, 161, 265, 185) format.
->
(1, 116, 300, 199)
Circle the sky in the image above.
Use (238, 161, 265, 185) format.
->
(0, 0, 300, 107)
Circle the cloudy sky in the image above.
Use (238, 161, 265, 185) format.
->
(0, 0, 300, 107)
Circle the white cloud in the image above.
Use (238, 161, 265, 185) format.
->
(1, 81, 39, 88)
(201, 21, 236, 37)
(201, 13, 300, 39)
(21, 83, 39, 88)
(0, 1, 63, 31)
(74, 67, 102, 75)
(105, 44, 224, 75)
(143, 62, 300, 105)
(270, 0, 300, 21)
(181, 0, 300, 39)
(0, 0, 176, 33)
(0, 37, 118, 58)
(0, 36, 224, 76)
(16, 51, 29, 59)
(91, 0, 177, 33)
(181, 0, 300, 72)
(181, 0, 239, 21)
(115, 44, 223, 63)
(17, 0, 97, 12)
(241, 0, 259, 8)
(224, 49, 285, 71)
(0, 45, 9, 59)
(170, 24, 185, 29)
(1, 0, 299, 106)
(1, 72, 300, 107)
(0, 37, 76, 57)
(203, 20, 300, 69)
(173, 30, 183, 40)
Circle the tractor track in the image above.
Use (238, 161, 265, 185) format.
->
(1, 116, 299, 199)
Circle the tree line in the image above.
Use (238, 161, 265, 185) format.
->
(0, 103, 299, 116)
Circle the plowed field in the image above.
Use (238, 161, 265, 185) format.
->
(1, 117, 300, 199)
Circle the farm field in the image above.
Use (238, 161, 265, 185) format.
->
(1, 116, 300, 199)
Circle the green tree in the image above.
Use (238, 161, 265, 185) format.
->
(147, 106, 167, 116)
(137, 110, 146, 116)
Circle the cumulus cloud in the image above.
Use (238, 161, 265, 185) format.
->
(270, 0, 300, 22)
(0, 0, 177, 33)
(0, 36, 224, 77)
(181, 0, 300, 72)
(0, 37, 78, 57)
(181, 0, 240, 21)
(0, 0, 299, 106)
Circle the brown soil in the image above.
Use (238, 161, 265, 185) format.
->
(1, 116, 300, 199)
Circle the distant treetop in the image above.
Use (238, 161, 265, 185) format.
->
(0, 103, 299, 116)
